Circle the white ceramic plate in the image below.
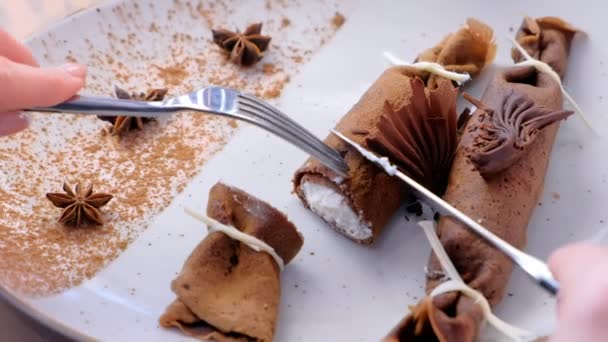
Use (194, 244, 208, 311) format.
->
(4, 0, 608, 341)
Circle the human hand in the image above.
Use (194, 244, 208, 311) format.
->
(0, 28, 87, 136)
(549, 242, 608, 342)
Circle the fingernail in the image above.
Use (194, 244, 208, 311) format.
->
(60, 63, 87, 78)
(0, 112, 29, 136)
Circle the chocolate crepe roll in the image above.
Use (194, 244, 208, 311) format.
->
(159, 182, 304, 342)
(293, 19, 495, 244)
(384, 17, 577, 342)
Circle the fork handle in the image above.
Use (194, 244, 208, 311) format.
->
(25, 94, 175, 118)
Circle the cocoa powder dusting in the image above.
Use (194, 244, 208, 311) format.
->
(3, 0, 348, 296)
(331, 12, 346, 28)
(281, 17, 291, 29)
(0, 113, 234, 297)
(151, 64, 190, 87)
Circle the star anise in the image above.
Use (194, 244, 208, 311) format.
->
(46, 182, 113, 226)
(212, 22, 271, 66)
(98, 86, 168, 136)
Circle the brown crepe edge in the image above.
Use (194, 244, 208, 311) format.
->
(160, 182, 304, 341)
(383, 295, 483, 342)
(159, 300, 252, 342)
(421, 18, 497, 88)
(207, 182, 304, 264)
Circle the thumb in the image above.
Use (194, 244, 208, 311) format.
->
(0, 57, 87, 112)
(548, 243, 608, 290)
(548, 243, 608, 342)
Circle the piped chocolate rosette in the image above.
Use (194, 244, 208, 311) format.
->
(293, 18, 495, 244)
(159, 183, 303, 342)
(384, 17, 577, 342)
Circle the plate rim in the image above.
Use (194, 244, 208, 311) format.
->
(22, 0, 121, 42)
(0, 284, 96, 341)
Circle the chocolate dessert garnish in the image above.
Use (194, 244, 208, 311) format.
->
(98, 86, 168, 136)
(46, 182, 113, 226)
(293, 19, 496, 245)
(160, 183, 303, 342)
(212, 23, 272, 66)
(351, 128, 369, 135)
(457, 107, 473, 135)
(463, 91, 573, 177)
(367, 77, 458, 194)
(384, 16, 579, 342)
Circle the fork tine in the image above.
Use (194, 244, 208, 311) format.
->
(239, 108, 349, 176)
(237, 100, 347, 172)
(239, 102, 346, 168)
(237, 95, 347, 168)
(238, 94, 331, 151)
(237, 106, 349, 176)
(237, 105, 348, 172)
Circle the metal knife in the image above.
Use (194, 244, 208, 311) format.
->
(331, 129, 560, 295)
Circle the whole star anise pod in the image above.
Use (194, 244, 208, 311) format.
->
(98, 86, 168, 136)
(46, 182, 113, 226)
(212, 22, 271, 66)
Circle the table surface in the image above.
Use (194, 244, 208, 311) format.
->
(0, 1, 102, 340)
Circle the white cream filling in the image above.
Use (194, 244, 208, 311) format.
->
(383, 51, 471, 85)
(508, 36, 593, 131)
(185, 208, 285, 271)
(331, 175, 345, 184)
(419, 221, 538, 342)
(300, 180, 372, 241)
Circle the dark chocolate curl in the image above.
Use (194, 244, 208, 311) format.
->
(367, 77, 458, 194)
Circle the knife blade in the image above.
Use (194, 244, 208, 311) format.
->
(331, 129, 559, 295)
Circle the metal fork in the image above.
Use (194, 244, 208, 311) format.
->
(26, 86, 349, 177)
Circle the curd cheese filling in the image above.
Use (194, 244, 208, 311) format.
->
(300, 180, 372, 241)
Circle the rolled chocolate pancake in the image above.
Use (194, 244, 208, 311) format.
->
(293, 19, 496, 244)
(159, 182, 304, 342)
(384, 17, 577, 342)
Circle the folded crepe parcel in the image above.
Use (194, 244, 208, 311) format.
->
(384, 16, 577, 342)
(160, 182, 304, 342)
(293, 18, 496, 244)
